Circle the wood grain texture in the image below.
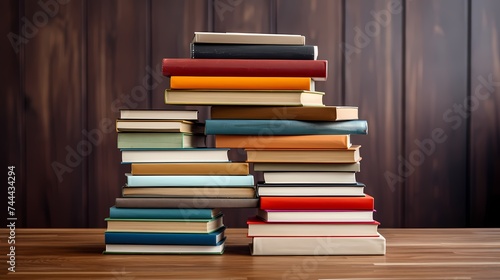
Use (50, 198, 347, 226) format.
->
(405, 0, 468, 227)
(345, 0, 403, 227)
(469, 0, 500, 227)
(87, 0, 150, 227)
(0, 0, 23, 226)
(276, 0, 343, 105)
(23, 0, 86, 227)
(3, 228, 500, 279)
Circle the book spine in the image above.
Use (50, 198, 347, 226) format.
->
(170, 76, 313, 91)
(190, 44, 316, 60)
(260, 196, 374, 210)
(126, 175, 255, 187)
(205, 120, 368, 135)
(162, 59, 328, 81)
(115, 198, 259, 208)
(215, 135, 350, 149)
(105, 232, 219, 245)
(131, 163, 250, 175)
(109, 206, 215, 219)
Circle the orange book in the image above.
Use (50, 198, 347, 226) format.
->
(170, 76, 314, 90)
(215, 135, 351, 149)
(260, 195, 374, 210)
(131, 162, 249, 175)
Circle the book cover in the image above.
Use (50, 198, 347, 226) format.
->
(191, 32, 305, 45)
(125, 174, 254, 187)
(260, 194, 374, 210)
(109, 206, 221, 219)
(190, 44, 317, 60)
(105, 227, 225, 246)
(117, 133, 205, 149)
(205, 120, 367, 135)
(170, 76, 314, 91)
(215, 135, 351, 149)
(122, 186, 256, 198)
(251, 235, 386, 255)
(121, 148, 229, 163)
(119, 109, 198, 120)
(115, 197, 259, 208)
(257, 182, 365, 197)
(165, 89, 324, 106)
(105, 238, 226, 254)
(247, 217, 380, 237)
(257, 209, 375, 222)
(130, 162, 250, 175)
(246, 146, 361, 163)
(210, 106, 358, 121)
(162, 59, 328, 81)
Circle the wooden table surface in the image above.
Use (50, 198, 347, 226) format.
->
(2, 228, 500, 279)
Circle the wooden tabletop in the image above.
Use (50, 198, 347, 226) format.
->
(2, 228, 500, 279)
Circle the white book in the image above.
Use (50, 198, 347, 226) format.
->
(253, 162, 361, 172)
(263, 171, 356, 184)
(121, 149, 229, 163)
(251, 235, 386, 255)
(257, 209, 375, 222)
(105, 240, 225, 254)
(119, 110, 198, 120)
(192, 32, 305, 45)
(257, 183, 364, 196)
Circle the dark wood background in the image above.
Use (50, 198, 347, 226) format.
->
(1, 0, 499, 228)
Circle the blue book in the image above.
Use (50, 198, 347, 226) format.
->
(109, 206, 221, 219)
(205, 119, 368, 135)
(126, 174, 255, 187)
(105, 227, 225, 246)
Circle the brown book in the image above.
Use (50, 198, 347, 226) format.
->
(210, 106, 358, 121)
(246, 145, 361, 163)
(131, 163, 249, 175)
(115, 197, 259, 208)
(122, 186, 256, 198)
(215, 135, 350, 149)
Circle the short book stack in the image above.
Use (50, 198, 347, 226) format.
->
(104, 109, 256, 254)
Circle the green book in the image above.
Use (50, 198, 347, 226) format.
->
(117, 133, 205, 149)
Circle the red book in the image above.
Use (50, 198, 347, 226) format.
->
(260, 195, 374, 210)
(162, 58, 328, 81)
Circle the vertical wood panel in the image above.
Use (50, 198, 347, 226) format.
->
(0, 0, 23, 226)
(405, 0, 468, 227)
(276, 0, 343, 105)
(24, 0, 86, 227)
(470, 0, 500, 227)
(87, 0, 150, 227)
(345, 0, 403, 227)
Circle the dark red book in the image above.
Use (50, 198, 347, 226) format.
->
(260, 195, 374, 210)
(162, 58, 328, 81)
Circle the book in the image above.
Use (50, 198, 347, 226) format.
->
(119, 109, 198, 120)
(190, 44, 317, 60)
(162, 59, 328, 81)
(117, 133, 205, 149)
(115, 197, 259, 208)
(247, 217, 380, 237)
(211, 106, 358, 121)
(109, 206, 221, 219)
(170, 76, 314, 91)
(125, 174, 254, 187)
(204, 120, 367, 135)
(122, 186, 256, 198)
(263, 172, 357, 184)
(105, 227, 225, 245)
(105, 239, 226, 254)
(215, 135, 351, 149)
(116, 120, 193, 133)
(165, 89, 324, 106)
(257, 209, 374, 222)
(121, 149, 229, 163)
(131, 162, 250, 175)
(250, 235, 386, 255)
(257, 182, 365, 197)
(253, 162, 361, 172)
(246, 146, 361, 163)
(105, 214, 223, 233)
(191, 32, 305, 45)
(260, 194, 374, 210)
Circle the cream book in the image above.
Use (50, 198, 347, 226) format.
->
(192, 32, 305, 45)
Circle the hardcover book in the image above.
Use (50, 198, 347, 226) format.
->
(119, 109, 198, 120)
(105, 227, 225, 245)
(215, 135, 351, 149)
(117, 133, 205, 149)
(190, 44, 317, 60)
(253, 162, 361, 172)
(125, 174, 255, 187)
(263, 171, 357, 184)
(122, 186, 256, 198)
(170, 76, 314, 91)
(105, 239, 226, 255)
(115, 197, 259, 208)
(257, 209, 374, 222)
(246, 146, 361, 163)
(191, 32, 305, 45)
(105, 214, 224, 233)
(130, 162, 250, 175)
(210, 106, 358, 121)
(257, 182, 365, 197)
(109, 206, 221, 219)
(121, 148, 229, 163)
(116, 120, 194, 133)
(260, 194, 374, 210)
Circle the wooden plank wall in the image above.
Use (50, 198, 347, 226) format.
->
(2, 0, 499, 228)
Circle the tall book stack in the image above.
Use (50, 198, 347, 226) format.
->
(104, 109, 257, 254)
(163, 32, 386, 255)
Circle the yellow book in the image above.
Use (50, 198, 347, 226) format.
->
(170, 76, 314, 91)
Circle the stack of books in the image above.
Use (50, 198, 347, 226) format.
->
(165, 32, 385, 255)
(104, 109, 257, 254)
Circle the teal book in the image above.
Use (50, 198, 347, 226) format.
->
(125, 173, 255, 187)
(204, 120, 368, 135)
(109, 206, 221, 219)
(105, 227, 225, 245)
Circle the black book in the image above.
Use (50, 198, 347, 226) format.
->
(190, 43, 317, 60)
